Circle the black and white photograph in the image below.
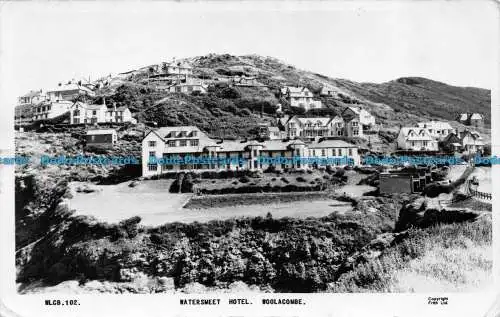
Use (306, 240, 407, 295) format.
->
(0, 1, 498, 316)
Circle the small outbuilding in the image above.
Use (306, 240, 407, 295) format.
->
(86, 129, 118, 146)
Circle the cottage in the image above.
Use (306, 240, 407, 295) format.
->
(440, 133, 463, 152)
(396, 127, 438, 151)
(105, 105, 136, 124)
(281, 86, 322, 111)
(342, 107, 375, 133)
(69, 102, 107, 125)
(459, 130, 484, 154)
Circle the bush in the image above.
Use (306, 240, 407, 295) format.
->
(296, 176, 307, 182)
(239, 176, 251, 183)
(280, 177, 290, 184)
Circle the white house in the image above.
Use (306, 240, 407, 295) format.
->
(105, 105, 137, 124)
(342, 107, 375, 131)
(397, 127, 438, 151)
(168, 81, 208, 94)
(46, 83, 95, 102)
(459, 130, 485, 154)
(69, 102, 107, 125)
(281, 86, 322, 111)
(416, 121, 455, 140)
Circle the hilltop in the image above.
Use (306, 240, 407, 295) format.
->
(92, 54, 490, 140)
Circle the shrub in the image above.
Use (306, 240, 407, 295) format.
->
(239, 176, 251, 183)
(296, 176, 307, 182)
(280, 177, 290, 184)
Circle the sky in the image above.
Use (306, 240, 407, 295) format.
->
(0, 0, 498, 146)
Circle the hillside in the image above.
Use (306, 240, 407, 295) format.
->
(95, 54, 490, 140)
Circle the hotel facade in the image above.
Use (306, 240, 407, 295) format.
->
(141, 126, 360, 177)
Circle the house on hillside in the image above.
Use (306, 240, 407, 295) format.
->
(459, 130, 484, 154)
(396, 127, 438, 151)
(47, 83, 95, 102)
(281, 86, 322, 111)
(457, 113, 484, 129)
(342, 107, 375, 132)
(69, 102, 107, 124)
(320, 86, 338, 97)
(141, 125, 361, 177)
(231, 76, 265, 87)
(168, 80, 208, 94)
(440, 133, 463, 152)
(32, 101, 72, 121)
(417, 121, 455, 140)
(105, 104, 137, 124)
(18, 90, 46, 105)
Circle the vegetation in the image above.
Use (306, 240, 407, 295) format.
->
(330, 217, 491, 292)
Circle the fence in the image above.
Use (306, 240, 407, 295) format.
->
(467, 179, 492, 200)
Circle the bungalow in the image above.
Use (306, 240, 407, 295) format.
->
(86, 129, 118, 147)
(46, 83, 95, 102)
(69, 102, 107, 125)
(396, 127, 438, 151)
(231, 76, 265, 87)
(281, 86, 322, 111)
(168, 81, 208, 94)
(416, 121, 455, 140)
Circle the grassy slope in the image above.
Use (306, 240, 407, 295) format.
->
(330, 216, 492, 292)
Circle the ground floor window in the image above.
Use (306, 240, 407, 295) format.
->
(148, 164, 157, 171)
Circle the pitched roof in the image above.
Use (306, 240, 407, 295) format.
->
(417, 121, 454, 130)
(86, 129, 116, 135)
(48, 83, 94, 94)
(399, 127, 433, 141)
(470, 113, 483, 120)
(308, 139, 357, 149)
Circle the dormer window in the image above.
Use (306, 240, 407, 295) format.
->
(191, 131, 198, 137)
(180, 131, 187, 137)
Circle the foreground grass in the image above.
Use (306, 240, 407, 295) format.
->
(330, 216, 492, 292)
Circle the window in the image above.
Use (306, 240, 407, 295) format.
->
(339, 149, 343, 156)
(168, 140, 176, 147)
(321, 149, 326, 156)
(352, 121, 358, 127)
(149, 151, 156, 157)
(191, 131, 198, 137)
(92, 110, 97, 115)
(312, 150, 316, 156)
(73, 110, 80, 116)
(353, 129, 359, 136)
(348, 149, 353, 156)
(423, 141, 428, 146)
(180, 131, 187, 137)
(179, 140, 187, 147)
(73, 118, 80, 124)
(148, 164, 157, 171)
(148, 141, 156, 147)
(191, 139, 199, 146)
